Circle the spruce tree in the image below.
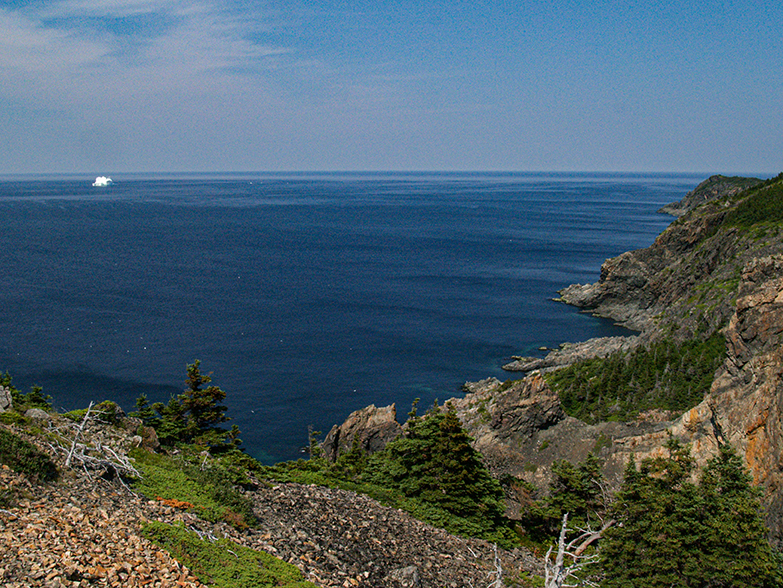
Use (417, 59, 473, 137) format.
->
(601, 438, 778, 588)
(181, 360, 230, 436)
(363, 403, 506, 537)
(698, 443, 777, 586)
(530, 453, 609, 538)
(141, 360, 236, 448)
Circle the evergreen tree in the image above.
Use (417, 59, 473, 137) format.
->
(601, 438, 777, 588)
(363, 403, 506, 536)
(152, 395, 189, 446)
(531, 453, 609, 538)
(137, 360, 237, 448)
(180, 360, 230, 437)
(698, 443, 777, 586)
(129, 393, 161, 428)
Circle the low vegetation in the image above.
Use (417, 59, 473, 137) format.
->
(129, 448, 257, 529)
(0, 428, 58, 483)
(723, 173, 783, 228)
(142, 521, 317, 588)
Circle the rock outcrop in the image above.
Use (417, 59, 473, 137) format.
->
(658, 174, 761, 217)
(321, 403, 403, 461)
(0, 386, 11, 413)
(324, 175, 783, 543)
(502, 336, 638, 373)
(558, 178, 782, 340)
(448, 376, 672, 491)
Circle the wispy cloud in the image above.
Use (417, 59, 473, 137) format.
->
(1, 0, 292, 101)
(0, 9, 109, 74)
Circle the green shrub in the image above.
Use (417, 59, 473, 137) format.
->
(0, 411, 29, 426)
(1, 372, 52, 411)
(130, 449, 256, 528)
(0, 428, 58, 482)
(63, 400, 123, 425)
(142, 521, 318, 588)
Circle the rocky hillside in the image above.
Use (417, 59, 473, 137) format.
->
(325, 174, 783, 543)
(0, 406, 541, 587)
(657, 174, 762, 217)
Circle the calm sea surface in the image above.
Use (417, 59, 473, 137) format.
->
(0, 172, 703, 462)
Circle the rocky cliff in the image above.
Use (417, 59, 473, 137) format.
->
(325, 174, 783, 543)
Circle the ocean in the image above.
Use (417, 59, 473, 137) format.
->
(0, 172, 703, 462)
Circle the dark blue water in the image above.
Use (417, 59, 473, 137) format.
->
(0, 172, 702, 462)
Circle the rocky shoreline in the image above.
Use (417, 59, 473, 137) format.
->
(501, 335, 639, 373)
(322, 174, 783, 544)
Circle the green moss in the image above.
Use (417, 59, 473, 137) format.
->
(142, 521, 318, 588)
(503, 571, 545, 587)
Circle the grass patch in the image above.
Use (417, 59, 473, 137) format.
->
(142, 521, 317, 588)
(130, 449, 256, 528)
(0, 428, 58, 482)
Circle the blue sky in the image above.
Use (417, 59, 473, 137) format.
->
(0, 0, 781, 174)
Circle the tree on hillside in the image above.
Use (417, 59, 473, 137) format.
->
(537, 453, 610, 535)
(180, 359, 230, 437)
(133, 360, 240, 450)
(698, 443, 779, 585)
(600, 438, 778, 588)
(363, 402, 507, 538)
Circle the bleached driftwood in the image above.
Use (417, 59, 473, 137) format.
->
(50, 401, 141, 481)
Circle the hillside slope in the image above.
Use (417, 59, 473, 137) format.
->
(0, 408, 539, 587)
(491, 173, 783, 541)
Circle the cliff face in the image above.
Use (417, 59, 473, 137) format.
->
(658, 175, 761, 217)
(558, 189, 776, 339)
(325, 175, 783, 541)
(514, 176, 783, 540)
(680, 255, 783, 540)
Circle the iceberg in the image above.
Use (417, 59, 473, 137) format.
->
(92, 176, 113, 187)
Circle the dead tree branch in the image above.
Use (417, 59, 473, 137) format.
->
(544, 513, 613, 588)
(51, 402, 142, 481)
(65, 401, 94, 468)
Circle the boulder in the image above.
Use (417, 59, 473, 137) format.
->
(25, 408, 50, 420)
(322, 404, 403, 461)
(385, 565, 421, 588)
(0, 386, 12, 413)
